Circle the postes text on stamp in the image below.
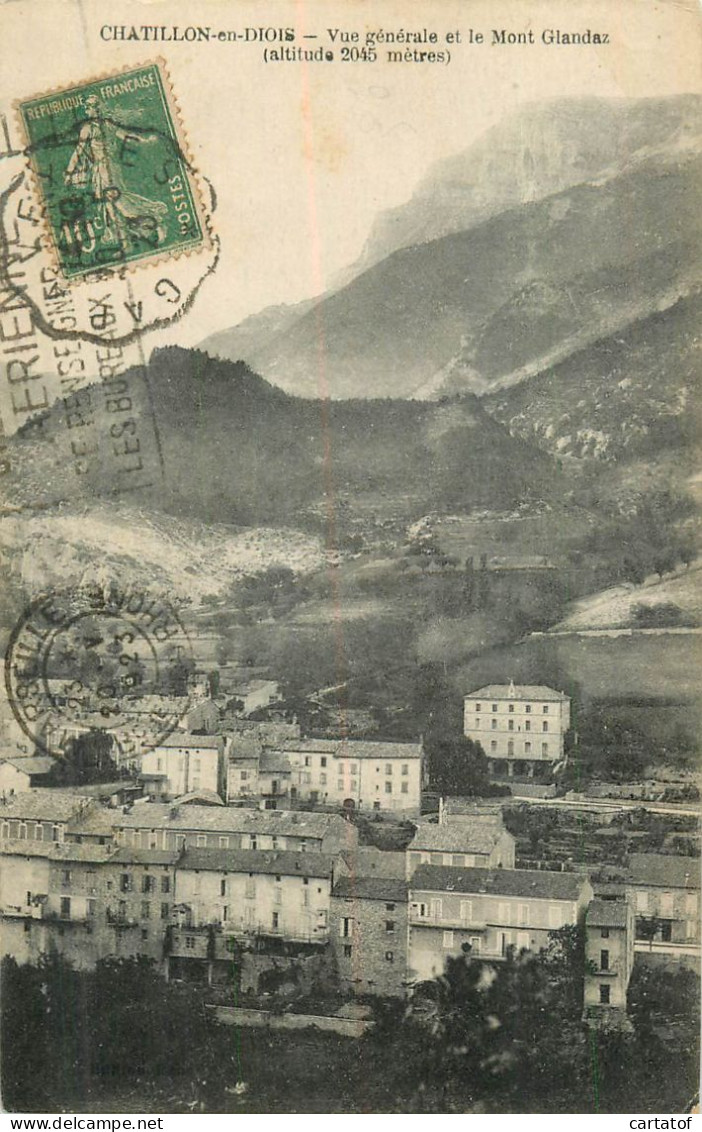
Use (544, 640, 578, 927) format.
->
(17, 62, 207, 279)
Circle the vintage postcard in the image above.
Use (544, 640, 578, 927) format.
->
(0, 0, 699, 1117)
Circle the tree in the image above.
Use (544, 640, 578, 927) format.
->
(52, 729, 119, 785)
(427, 735, 490, 796)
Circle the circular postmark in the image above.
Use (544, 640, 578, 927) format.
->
(5, 585, 193, 764)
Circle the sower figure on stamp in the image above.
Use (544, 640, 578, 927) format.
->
(64, 93, 168, 250)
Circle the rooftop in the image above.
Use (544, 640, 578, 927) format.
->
(154, 733, 224, 750)
(408, 819, 507, 855)
(464, 685, 568, 703)
(626, 854, 699, 890)
(283, 738, 422, 760)
(0, 790, 93, 822)
(587, 900, 630, 928)
(0, 840, 117, 863)
(333, 875, 407, 902)
(111, 847, 182, 867)
(179, 847, 333, 878)
(114, 803, 347, 838)
(410, 865, 589, 902)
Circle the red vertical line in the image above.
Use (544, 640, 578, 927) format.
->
(295, 4, 361, 992)
(295, 2, 348, 745)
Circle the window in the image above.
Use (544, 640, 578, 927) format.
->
(350, 779, 358, 792)
(385, 951, 394, 963)
(185, 936, 195, 950)
(0, 821, 8, 838)
(460, 900, 472, 923)
(599, 984, 610, 1005)
(475, 704, 481, 712)
(660, 892, 674, 917)
(161, 903, 169, 920)
(385, 764, 392, 776)
(525, 705, 531, 714)
(492, 704, 497, 712)
(141, 901, 150, 919)
(430, 898, 443, 920)
(220, 878, 227, 897)
(161, 876, 170, 894)
(120, 873, 131, 893)
(524, 742, 532, 754)
(34, 823, 44, 841)
(304, 756, 311, 767)
(525, 720, 531, 732)
(507, 740, 514, 756)
(148, 833, 158, 850)
(517, 904, 529, 927)
(385, 781, 392, 793)
(219, 836, 229, 848)
(223, 906, 229, 921)
(344, 944, 352, 957)
(320, 756, 327, 767)
(60, 896, 71, 918)
(498, 903, 511, 924)
(400, 782, 409, 794)
(386, 903, 396, 912)
(600, 950, 609, 971)
(443, 931, 454, 949)
(141, 929, 148, 942)
(245, 876, 256, 898)
(250, 836, 258, 850)
(196, 834, 207, 847)
(402, 764, 409, 776)
(142, 875, 155, 893)
(548, 905, 562, 928)
(87, 899, 96, 918)
(508, 719, 514, 731)
(18, 822, 27, 840)
(508, 704, 514, 713)
(386, 920, 396, 934)
(274, 886, 282, 905)
(686, 893, 697, 915)
(61, 869, 71, 887)
(542, 743, 548, 756)
(601, 927, 609, 939)
(491, 719, 497, 730)
(302, 889, 310, 908)
(542, 721, 549, 733)
(320, 773, 327, 785)
(350, 763, 357, 775)
(341, 917, 353, 938)
(337, 779, 344, 792)
(490, 741, 497, 752)
(272, 912, 279, 930)
(240, 771, 248, 782)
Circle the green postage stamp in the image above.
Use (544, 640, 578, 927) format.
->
(17, 61, 207, 278)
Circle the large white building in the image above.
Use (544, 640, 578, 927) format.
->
(463, 682, 570, 778)
(283, 739, 424, 815)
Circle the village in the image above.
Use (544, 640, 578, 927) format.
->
(0, 667, 698, 1039)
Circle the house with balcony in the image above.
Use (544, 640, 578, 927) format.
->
(583, 898, 635, 1030)
(168, 847, 335, 982)
(463, 681, 571, 778)
(406, 815, 515, 880)
(624, 854, 700, 950)
(407, 865, 593, 983)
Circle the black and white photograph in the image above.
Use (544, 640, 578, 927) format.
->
(0, 0, 699, 1116)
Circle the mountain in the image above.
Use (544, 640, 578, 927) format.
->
(354, 94, 702, 274)
(481, 292, 702, 464)
(199, 95, 702, 404)
(3, 347, 559, 533)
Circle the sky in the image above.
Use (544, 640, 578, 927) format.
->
(0, 0, 699, 350)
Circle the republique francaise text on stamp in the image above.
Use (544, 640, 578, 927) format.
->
(16, 61, 208, 279)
